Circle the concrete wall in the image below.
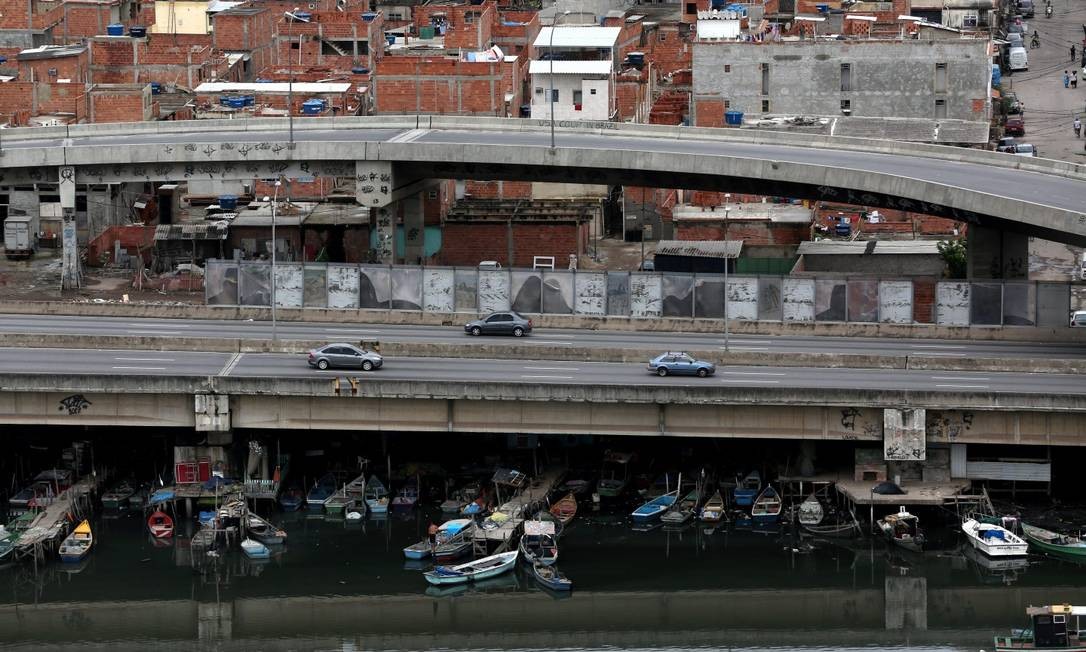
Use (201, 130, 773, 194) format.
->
(692, 40, 991, 122)
(529, 73, 609, 121)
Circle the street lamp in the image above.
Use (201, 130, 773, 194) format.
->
(284, 8, 307, 147)
(723, 193, 731, 353)
(548, 12, 570, 149)
(266, 180, 283, 342)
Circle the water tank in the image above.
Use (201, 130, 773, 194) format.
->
(107, 23, 124, 36)
(351, 66, 370, 74)
(386, 34, 397, 46)
(991, 63, 1002, 87)
(129, 26, 147, 37)
(150, 82, 162, 94)
(361, 11, 377, 21)
(301, 99, 325, 115)
(724, 110, 744, 126)
(293, 11, 311, 21)
(219, 195, 238, 210)
(419, 25, 435, 39)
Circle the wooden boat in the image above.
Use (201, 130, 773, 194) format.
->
(662, 484, 702, 526)
(549, 492, 578, 525)
(191, 527, 217, 550)
(147, 510, 175, 539)
(631, 489, 679, 524)
(532, 561, 572, 591)
(58, 520, 93, 563)
(433, 528, 474, 563)
(343, 473, 368, 502)
(101, 481, 135, 509)
(733, 471, 761, 507)
(519, 520, 558, 565)
(1022, 523, 1086, 558)
(279, 488, 304, 512)
(994, 604, 1086, 651)
(391, 481, 419, 513)
(699, 491, 726, 523)
(323, 491, 355, 516)
(878, 507, 925, 552)
(423, 550, 519, 586)
(364, 475, 390, 515)
(597, 451, 634, 498)
(246, 513, 287, 545)
(558, 476, 594, 498)
(128, 484, 150, 509)
(403, 519, 473, 560)
(798, 493, 824, 526)
(0, 525, 15, 564)
(306, 473, 338, 511)
(962, 517, 1028, 557)
(240, 538, 271, 560)
(751, 484, 782, 525)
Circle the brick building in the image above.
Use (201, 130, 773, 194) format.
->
(87, 82, 156, 121)
(88, 33, 239, 87)
(373, 50, 520, 115)
(16, 44, 89, 83)
(438, 198, 593, 268)
(275, 9, 385, 77)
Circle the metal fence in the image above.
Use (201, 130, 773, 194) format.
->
(204, 260, 1076, 327)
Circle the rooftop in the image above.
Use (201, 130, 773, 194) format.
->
(797, 240, 942, 255)
(655, 239, 743, 259)
(534, 26, 621, 49)
(194, 82, 353, 93)
(17, 45, 87, 61)
(672, 203, 813, 223)
(528, 60, 613, 75)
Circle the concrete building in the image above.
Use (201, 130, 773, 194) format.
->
(530, 26, 620, 121)
(796, 240, 946, 276)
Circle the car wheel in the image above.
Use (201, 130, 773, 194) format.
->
(361, 360, 374, 371)
(512, 327, 524, 337)
(697, 368, 708, 378)
(471, 326, 482, 336)
(317, 359, 329, 370)
(657, 367, 668, 377)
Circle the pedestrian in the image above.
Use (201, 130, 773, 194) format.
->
(1075, 117, 1083, 138)
(428, 522, 439, 546)
(1075, 71, 1080, 89)
(1065, 71, 1071, 88)
(1073, 45, 1078, 61)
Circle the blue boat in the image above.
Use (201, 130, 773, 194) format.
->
(733, 470, 761, 507)
(279, 488, 304, 512)
(306, 473, 337, 512)
(532, 561, 572, 591)
(241, 538, 270, 560)
(631, 489, 679, 524)
(403, 518, 473, 559)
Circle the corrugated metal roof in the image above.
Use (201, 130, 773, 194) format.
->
(194, 82, 352, 93)
(528, 60, 613, 75)
(655, 239, 742, 259)
(533, 26, 621, 48)
(154, 223, 228, 241)
(696, 19, 741, 39)
(797, 240, 942, 255)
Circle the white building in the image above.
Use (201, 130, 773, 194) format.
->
(530, 26, 620, 122)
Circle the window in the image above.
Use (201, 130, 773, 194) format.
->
(935, 62, 947, 93)
(686, 2, 696, 13)
(724, 64, 731, 73)
(761, 99, 770, 112)
(589, 88, 597, 95)
(464, 11, 480, 23)
(389, 12, 402, 20)
(573, 90, 583, 107)
(760, 62, 769, 95)
(552, 89, 559, 102)
(934, 98, 947, 118)
(840, 99, 851, 113)
(535, 86, 543, 95)
(840, 63, 851, 92)
(428, 189, 438, 199)
(723, 99, 731, 109)
(962, 14, 977, 27)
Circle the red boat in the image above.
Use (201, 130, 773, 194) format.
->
(147, 510, 175, 538)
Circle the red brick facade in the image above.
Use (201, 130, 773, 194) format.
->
(439, 221, 588, 267)
(373, 56, 520, 116)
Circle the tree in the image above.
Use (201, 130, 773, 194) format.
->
(937, 239, 967, 279)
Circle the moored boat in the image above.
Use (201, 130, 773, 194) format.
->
(733, 471, 761, 507)
(323, 491, 354, 516)
(519, 520, 558, 566)
(101, 481, 135, 510)
(662, 482, 702, 526)
(993, 604, 1086, 651)
(699, 490, 726, 523)
(147, 510, 175, 539)
(962, 517, 1028, 557)
(751, 484, 782, 525)
(247, 513, 287, 545)
(631, 489, 679, 524)
(798, 493, 824, 526)
(878, 507, 925, 552)
(531, 561, 572, 591)
(364, 475, 390, 515)
(403, 519, 473, 560)
(549, 492, 577, 525)
(597, 451, 634, 498)
(391, 481, 419, 513)
(433, 529, 474, 563)
(58, 520, 93, 563)
(279, 488, 304, 512)
(306, 473, 338, 512)
(423, 550, 518, 586)
(0, 525, 15, 564)
(240, 538, 270, 560)
(1022, 523, 1086, 558)
(128, 484, 150, 509)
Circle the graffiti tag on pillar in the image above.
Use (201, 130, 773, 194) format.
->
(840, 407, 861, 430)
(58, 394, 92, 415)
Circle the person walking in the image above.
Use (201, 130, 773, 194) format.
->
(1075, 117, 1083, 138)
(1065, 71, 1071, 88)
(1074, 70, 1080, 89)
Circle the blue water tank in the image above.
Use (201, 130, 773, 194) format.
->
(991, 63, 1002, 87)
(129, 26, 147, 37)
(219, 194, 238, 210)
(242, 95, 255, 106)
(293, 11, 311, 21)
(386, 34, 397, 46)
(361, 11, 377, 21)
(725, 110, 744, 126)
(351, 66, 370, 74)
(0, 56, 7, 64)
(302, 99, 325, 115)
(107, 23, 124, 36)
(150, 82, 162, 94)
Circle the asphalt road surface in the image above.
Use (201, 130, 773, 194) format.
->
(6, 125, 1085, 216)
(5, 347, 1086, 394)
(0, 313, 1081, 360)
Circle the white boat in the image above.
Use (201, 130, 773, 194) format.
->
(403, 518, 473, 560)
(241, 538, 270, 560)
(246, 513, 287, 545)
(364, 475, 389, 515)
(798, 493, 824, 526)
(878, 507, 925, 552)
(58, 520, 93, 563)
(423, 550, 519, 585)
(962, 517, 1028, 557)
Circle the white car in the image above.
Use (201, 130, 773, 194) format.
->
(1071, 310, 1086, 327)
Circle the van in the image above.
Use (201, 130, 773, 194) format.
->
(1017, 0, 1035, 18)
(1008, 47, 1028, 72)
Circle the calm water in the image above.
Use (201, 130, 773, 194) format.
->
(3, 504, 1085, 651)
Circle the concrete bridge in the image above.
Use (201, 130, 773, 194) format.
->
(1, 116, 1085, 257)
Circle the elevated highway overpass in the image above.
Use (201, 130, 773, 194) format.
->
(1, 116, 1085, 246)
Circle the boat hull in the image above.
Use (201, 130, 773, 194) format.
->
(963, 519, 1028, 557)
(733, 490, 757, 507)
(59, 550, 89, 563)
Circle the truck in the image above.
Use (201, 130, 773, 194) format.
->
(4, 214, 39, 260)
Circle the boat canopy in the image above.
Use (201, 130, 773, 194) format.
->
(524, 521, 556, 536)
(73, 521, 91, 535)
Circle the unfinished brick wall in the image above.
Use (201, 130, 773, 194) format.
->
(60, 2, 116, 40)
(89, 86, 153, 122)
(89, 35, 231, 86)
(413, 2, 495, 51)
(18, 50, 89, 83)
(692, 96, 724, 127)
(373, 56, 518, 115)
(464, 180, 532, 199)
(439, 221, 585, 267)
(275, 10, 385, 71)
(675, 220, 809, 245)
(0, 0, 64, 31)
(491, 10, 539, 59)
(213, 8, 277, 75)
(254, 177, 336, 200)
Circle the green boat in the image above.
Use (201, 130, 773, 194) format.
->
(1022, 523, 1086, 558)
(596, 452, 633, 499)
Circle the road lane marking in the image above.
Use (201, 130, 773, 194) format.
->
(721, 346, 769, 351)
(128, 323, 190, 328)
(523, 366, 579, 371)
(528, 341, 574, 346)
(538, 334, 575, 339)
(720, 378, 780, 384)
(935, 384, 989, 389)
(220, 353, 243, 377)
(521, 375, 574, 380)
(911, 344, 966, 349)
(916, 352, 966, 357)
(323, 328, 382, 334)
(932, 376, 991, 381)
(126, 330, 183, 335)
(111, 366, 167, 371)
(725, 371, 787, 376)
(729, 340, 773, 344)
(114, 357, 176, 362)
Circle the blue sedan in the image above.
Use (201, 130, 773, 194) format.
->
(647, 352, 716, 377)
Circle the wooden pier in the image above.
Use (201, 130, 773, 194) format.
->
(473, 467, 565, 553)
(14, 473, 102, 565)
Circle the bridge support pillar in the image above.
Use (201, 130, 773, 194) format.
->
(59, 166, 81, 290)
(966, 225, 1028, 279)
(195, 394, 231, 432)
(402, 193, 425, 265)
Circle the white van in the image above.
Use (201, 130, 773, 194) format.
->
(1009, 47, 1028, 72)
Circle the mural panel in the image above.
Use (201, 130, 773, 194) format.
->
(326, 265, 360, 309)
(694, 276, 725, 319)
(1002, 282, 1035, 326)
(782, 278, 815, 322)
(757, 276, 783, 321)
(478, 270, 511, 313)
(574, 272, 607, 315)
(1037, 282, 1070, 327)
(970, 282, 1002, 325)
(879, 280, 913, 324)
(511, 271, 543, 314)
(607, 272, 631, 316)
(542, 271, 575, 314)
(423, 268, 456, 313)
(814, 279, 846, 322)
(303, 265, 328, 308)
(935, 282, 970, 326)
(273, 264, 303, 308)
(359, 266, 391, 309)
(238, 263, 271, 306)
(661, 274, 694, 318)
(205, 261, 238, 306)
(847, 279, 879, 323)
(454, 269, 479, 313)
(390, 267, 423, 310)
(630, 273, 662, 317)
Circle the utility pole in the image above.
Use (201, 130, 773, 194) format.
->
(723, 193, 731, 353)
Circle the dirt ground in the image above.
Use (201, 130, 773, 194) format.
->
(0, 252, 203, 304)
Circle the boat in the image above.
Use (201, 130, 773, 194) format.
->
(699, 490, 726, 523)
(247, 513, 287, 545)
(549, 492, 578, 525)
(101, 481, 135, 510)
(532, 561, 572, 591)
(343, 473, 368, 502)
(434, 528, 474, 563)
(128, 484, 150, 509)
(323, 491, 355, 516)
(403, 518, 473, 560)
(962, 517, 1028, 557)
(751, 484, 782, 525)
(631, 489, 680, 524)
(364, 475, 390, 515)
(519, 520, 558, 565)
(733, 471, 761, 507)
(877, 507, 925, 552)
(597, 451, 634, 498)
(240, 538, 271, 560)
(306, 473, 338, 512)
(423, 550, 519, 586)
(0, 525, 15, 564)
(345, 509, 364, 521)
(440, 483, 477, 515)
(147, 510, 175, 539)
(558, 475, 594, 498)
(279, 488, 304, 512)
(662, 482, 703, 526)
(798, 493, 824, 526)
(149, 488, 175, 506)
(58, 520, 93, 563)
(1022, 523, 1086, 558)
(993, 604, 1086, 651)
(391, 481, 419, 513)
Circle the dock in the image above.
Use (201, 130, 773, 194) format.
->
(473, 467, 565, 550)
(14, 473, 102, 565)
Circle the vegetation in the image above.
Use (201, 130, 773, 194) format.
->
(937, 239, 967, 279)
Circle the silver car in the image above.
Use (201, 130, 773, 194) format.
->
(307, 343, 383, 371)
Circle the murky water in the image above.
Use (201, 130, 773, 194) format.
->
(2, 503, 1085, 651)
